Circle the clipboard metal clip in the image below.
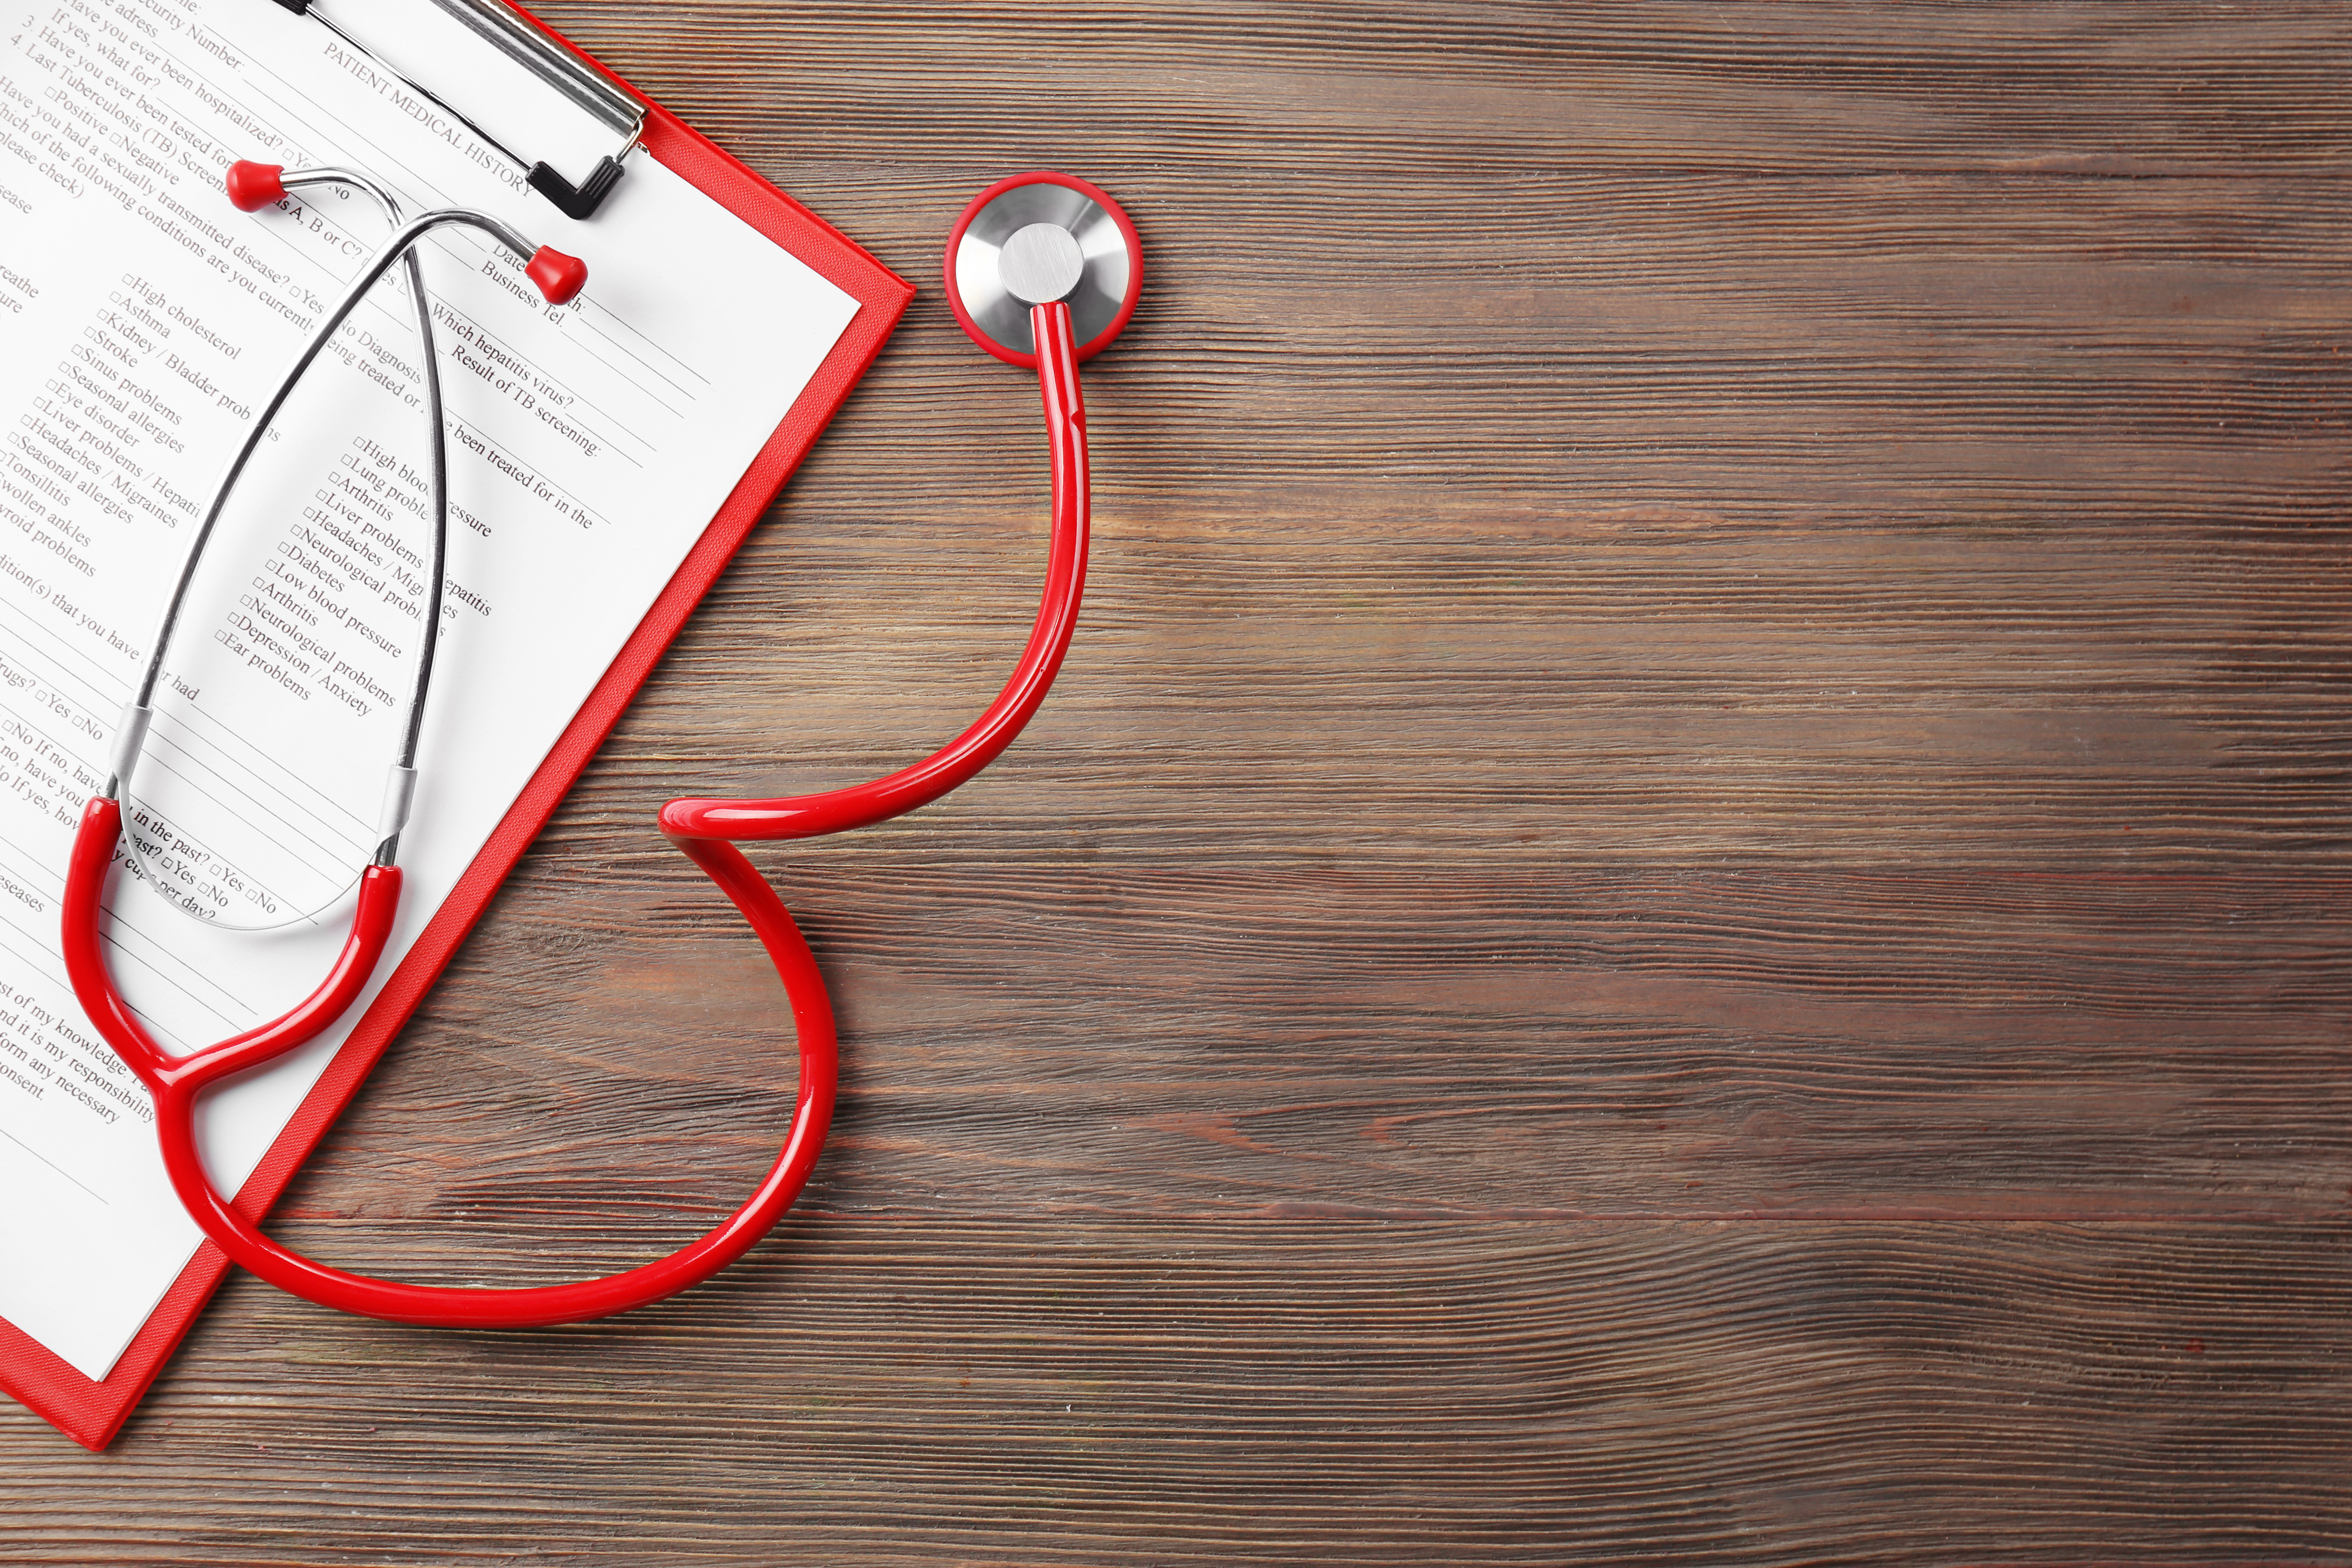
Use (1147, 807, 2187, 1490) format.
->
(270, 0, 648, 219)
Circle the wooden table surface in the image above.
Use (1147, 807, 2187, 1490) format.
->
(9, 2, 2351, 1562)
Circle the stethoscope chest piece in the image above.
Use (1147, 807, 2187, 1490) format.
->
(945, 171, 1142, 366)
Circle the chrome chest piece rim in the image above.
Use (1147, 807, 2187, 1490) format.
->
(943, 171, 1143, 368)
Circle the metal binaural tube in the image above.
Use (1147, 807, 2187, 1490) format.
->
(111, 168, 574, 918)
(265, 168, 450, 850)
(125, 202, 546, 740)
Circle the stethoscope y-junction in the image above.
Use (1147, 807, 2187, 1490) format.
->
(60, 162, 1142, 1329)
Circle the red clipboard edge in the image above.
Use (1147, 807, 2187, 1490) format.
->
(0, 85, 913, 1450)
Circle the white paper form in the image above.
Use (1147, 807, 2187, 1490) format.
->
(0, 0, 857, 1378)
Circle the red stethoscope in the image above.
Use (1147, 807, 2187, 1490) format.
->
(59, 164, 1142, 1328)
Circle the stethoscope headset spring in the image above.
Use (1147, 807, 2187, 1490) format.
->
(104, 164, 581, 931)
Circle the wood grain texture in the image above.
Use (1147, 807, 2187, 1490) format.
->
(6, 0, 2350, 1561)
(10, 1222, 2352, 1565)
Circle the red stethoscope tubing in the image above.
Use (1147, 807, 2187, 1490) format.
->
(60, 299, 1090, 1328)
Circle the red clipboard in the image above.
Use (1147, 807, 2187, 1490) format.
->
(0, 11, 915, 1450)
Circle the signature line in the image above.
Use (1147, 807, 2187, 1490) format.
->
(0, 1126, 110, 1205)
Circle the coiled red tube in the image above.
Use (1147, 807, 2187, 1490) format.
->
(60, 301, 1090, 1327)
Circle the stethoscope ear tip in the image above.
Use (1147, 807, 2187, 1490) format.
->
(943, 171, 1143, 369)
(226, 160, 287, 212)
(527, 245, 590, 305)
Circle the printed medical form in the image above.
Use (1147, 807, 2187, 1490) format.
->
(0, 0, 856, 1378)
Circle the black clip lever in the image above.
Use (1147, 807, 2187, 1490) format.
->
(528, 158, 626, 222)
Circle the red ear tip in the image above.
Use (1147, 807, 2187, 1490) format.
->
(225, 161, 285, 212)
(526, 246, 588, 305)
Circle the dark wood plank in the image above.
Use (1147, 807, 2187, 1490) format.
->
(279, 853, 2352, 1225)
(6, 0, 2350, 1559)
(8, 1222, 2352, 1565)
